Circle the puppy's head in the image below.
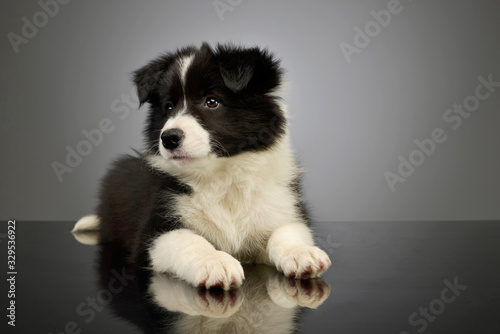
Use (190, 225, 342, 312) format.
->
(133, 43, 286, 171)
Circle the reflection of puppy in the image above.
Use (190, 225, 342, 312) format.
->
(73, 42, 331, 289)
(94, 241, 330, 334)
(150, 265, 330, 334)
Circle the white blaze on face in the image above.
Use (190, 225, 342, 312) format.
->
(149, 55, 212, 171)
(156, 54, 212, 166)
(178, 54, 195, 86)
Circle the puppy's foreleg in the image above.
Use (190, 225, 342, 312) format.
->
(149, 229, 244, 290)
(267, 223, 331, 279)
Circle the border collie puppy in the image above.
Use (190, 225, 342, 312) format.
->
(74, 42, 331, 290)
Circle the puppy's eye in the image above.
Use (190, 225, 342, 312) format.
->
(165, 102, 174, 112)
(205, 97, 219, 109)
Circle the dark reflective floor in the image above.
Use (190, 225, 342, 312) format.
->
(1, 221, 499, 333)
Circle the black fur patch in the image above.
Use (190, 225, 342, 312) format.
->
(97, 154, 191, 258)
(133, 46, 196, 105)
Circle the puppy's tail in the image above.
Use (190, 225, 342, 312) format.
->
(71, 215, 101, 246)
(72, 214, 101, 233)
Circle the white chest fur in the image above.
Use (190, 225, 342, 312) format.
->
(171, 137, 302, 261)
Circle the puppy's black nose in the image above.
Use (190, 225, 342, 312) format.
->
(161, 128, 184, 151)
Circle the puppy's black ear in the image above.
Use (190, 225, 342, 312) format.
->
(214, 44, 283, 94)
(133, 46, 198, 106)
(132, 55, 172, 106)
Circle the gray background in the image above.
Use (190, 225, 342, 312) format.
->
(1, 0, 499, 222)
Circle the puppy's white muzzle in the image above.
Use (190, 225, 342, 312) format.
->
(158, 114, 212, 165)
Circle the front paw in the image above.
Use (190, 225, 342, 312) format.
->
(194, 251, 245, 290)
(275, 245, 331, 279)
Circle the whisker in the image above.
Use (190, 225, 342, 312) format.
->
(210, 138, 230, 157)
(140, 143, 160, 171)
